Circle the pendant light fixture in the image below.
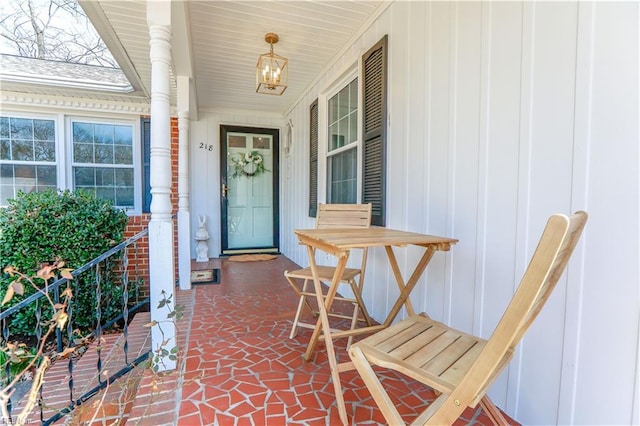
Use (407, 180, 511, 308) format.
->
(256, 33, 288, 95)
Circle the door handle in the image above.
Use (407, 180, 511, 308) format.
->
(222, 183, 229, 197)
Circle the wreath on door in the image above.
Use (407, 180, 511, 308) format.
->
(229, 150, 269, 178)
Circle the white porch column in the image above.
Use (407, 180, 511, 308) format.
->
(177, 76, 191, 290)
(147, 2, 176, 372)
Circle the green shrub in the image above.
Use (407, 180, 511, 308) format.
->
(0, 189, 129, 337)
(0, 344, 38, 384)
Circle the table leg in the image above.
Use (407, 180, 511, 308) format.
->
(303, 245, 350, 425)
(303, 248, 349, 360)
(383, 246, 437, 326)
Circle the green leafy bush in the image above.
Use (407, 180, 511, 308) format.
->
(0, 344, 38, 384)
(0, 189, 129, 337)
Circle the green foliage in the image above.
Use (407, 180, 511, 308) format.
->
(149, 291, 182, 372)
(0, 189, 129, 336)
(0, 344, 38, 384)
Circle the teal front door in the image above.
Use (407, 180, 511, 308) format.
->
(220, 125, 279, 255)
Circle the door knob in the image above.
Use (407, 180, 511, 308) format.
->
(222, 183, 229, 197)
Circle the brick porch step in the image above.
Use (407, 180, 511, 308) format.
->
(13, 312, 151, 425)
(68, 312, 152, 425)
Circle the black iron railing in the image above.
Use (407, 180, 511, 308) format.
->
(0, 228, 151, 425)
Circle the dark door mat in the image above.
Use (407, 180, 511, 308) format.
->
(191, 269, 221, 285)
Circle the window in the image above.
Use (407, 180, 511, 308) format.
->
(0, 116, 57, 205)
(71, 119, 136, 209)
(327, 78, 358, 204)
(0, 113, 141, 212)
(307, 35, 387, 223)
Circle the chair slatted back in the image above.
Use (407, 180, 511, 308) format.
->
(315, 203, 372, 281)
(443, 211, 588, 412)
(315, 204, 372, 229)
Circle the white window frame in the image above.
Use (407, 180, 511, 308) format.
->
(1, 110, 142, 214)
(319, 65, 362, 204)
(0, 111, 62, 205)
(66, 115, 141, 213)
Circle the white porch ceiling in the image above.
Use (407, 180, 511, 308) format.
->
(93, 0, 386, 116)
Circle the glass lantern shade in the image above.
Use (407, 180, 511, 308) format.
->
(256, 51, 288, 95)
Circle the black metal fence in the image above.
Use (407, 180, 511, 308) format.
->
(0, 228, 151, 425)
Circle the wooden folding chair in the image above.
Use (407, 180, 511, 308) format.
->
(284, 203, 373, 345)
(348, 211, 587, 425)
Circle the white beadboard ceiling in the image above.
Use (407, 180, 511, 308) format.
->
(91, 0, 385, 115)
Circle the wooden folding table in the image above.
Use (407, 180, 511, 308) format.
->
(293, 227, 458, 425)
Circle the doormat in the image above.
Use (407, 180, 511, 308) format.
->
(228, 254, 277, 262)
(191, 269, 221, 285)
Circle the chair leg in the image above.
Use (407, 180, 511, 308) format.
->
(290, 293, 306, 339)
(290, 279, 314, 339)
(301, 279, 317, 315)
(349, 346, 405, 425)
(346, 300, 359, 349)
(348, 279, 373, 326)
(479, 395, 510, 426)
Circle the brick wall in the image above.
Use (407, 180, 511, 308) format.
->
(123, 117, 180, 298)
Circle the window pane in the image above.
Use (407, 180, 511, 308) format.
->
(337, 117, 348, 148)
(1, 139, 9, 160)
(12, 140, 33, 161)
(96, 168, 115, 186)
(1, 164, 14, 184)
(329, 123, 340, 151)
(114, 145, 133, 164)
(228, 135, 246, 148)
(74, 167, 95, 186)
(114, 125, 132, 145)
(115, 186, 134, 207)
(34, 141, 55, 161)
(36, 165, 57, 187)
(74, 143, 94, 163)
(95, 124, 114, 144)
(329, 98, 338, 125)
(348, 112, 358, 144)
(73, 122, 93, 143)
(252, 136, 270, 149)
(115, 168, 133, 186)
(0, 117, 9, 138)
(96, 186, 116, 204)
(94, 144, 114, 164)
(34, 119, 55, 141)
(0, 185, 12, 205)
(349, 81, 358, 113)
(11, 118, 33, 140)
(328, 148, 357, 204)
(14, 165, 36, 192)
(338, 86, 349, 120)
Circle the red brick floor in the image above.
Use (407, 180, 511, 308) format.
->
(133, 255, 518, 426)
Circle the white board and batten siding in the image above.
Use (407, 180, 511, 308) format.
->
(276, 2, 639, 425)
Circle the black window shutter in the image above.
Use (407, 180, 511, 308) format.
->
(309, 99, 319, 217)
(141, 117, 151, 213)
(361, 35, 388, 227)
